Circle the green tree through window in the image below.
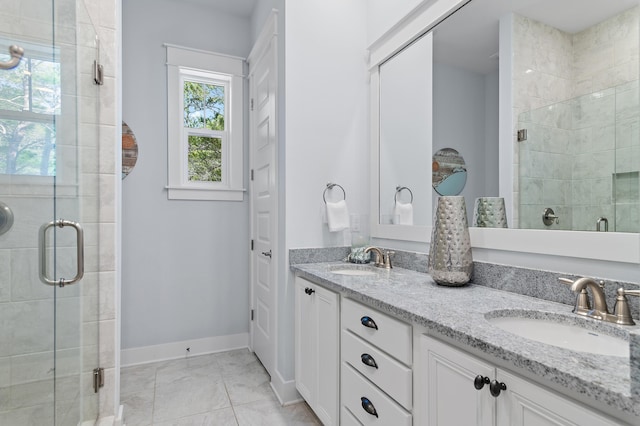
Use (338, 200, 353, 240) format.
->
(0, 50, 60, 176)
(183, 81, 225, 182)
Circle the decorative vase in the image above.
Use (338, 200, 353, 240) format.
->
(473, 197, 508, 228)
(428, 196, 473, 286)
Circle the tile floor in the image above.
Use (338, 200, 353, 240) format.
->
(120, 349, 321, 426)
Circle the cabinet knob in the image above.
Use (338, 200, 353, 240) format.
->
(474, 375, 490, 390)
(361, 353, 378, 369)
(360, 316, 378, 330)
(360, 397, 378, 418)
(304, 287, 315, 295)
(489, 380, 507, 397)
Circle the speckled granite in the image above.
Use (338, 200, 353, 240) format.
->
(472, 262, 640, 321)
(632, 330, 640, 398)
(290, 248, 640, 320)
(291, 261, 640, 421)
(289, 247, 351, 264)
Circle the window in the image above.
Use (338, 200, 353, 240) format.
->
(0, 40, 60, 176)
(166, 45, 245, 201)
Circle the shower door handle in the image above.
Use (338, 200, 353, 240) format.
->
(39, 219, 85, 287)
(0, 45, 24, 70)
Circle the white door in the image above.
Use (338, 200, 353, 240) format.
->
(249, 15, 278, 376)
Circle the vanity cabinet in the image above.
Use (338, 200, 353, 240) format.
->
(341, 298, 413, 424)
(294, 277, 339, 425)
(420, 335, 624, 426)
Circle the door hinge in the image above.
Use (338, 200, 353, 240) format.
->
(251, 169, 254, 181)
(517, 129, 527, 142)
(93, 367, 104, 393)
(251, 98, 254, 111)
(93, 60, 104, 85)
(251, 309, 254, 321)
(251, 239, 254, 251)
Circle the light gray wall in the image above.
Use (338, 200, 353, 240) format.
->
(433, 62, 499, 220)
(284, 0, 369, 381)
(121, 0, 252, 349)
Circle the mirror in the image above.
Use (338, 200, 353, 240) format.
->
(379, 33, 432, 228)
(375, 0, 639, 234)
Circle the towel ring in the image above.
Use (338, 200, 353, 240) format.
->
(395, 186, 413, 204)
(323, 183, 346, 204)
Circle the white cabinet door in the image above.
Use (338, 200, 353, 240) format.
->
(496, 369, 622, 426)
(315, 283, 340, 425)
(294, 277, 340, 426)
(421, 335, 496, 426)
(295, 278, 316, 403)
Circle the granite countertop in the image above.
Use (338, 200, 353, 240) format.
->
(291, 261, 640, 421)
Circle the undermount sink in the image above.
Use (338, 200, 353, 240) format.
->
(329, 265, 378, 276)
(485, 311, 629, 358)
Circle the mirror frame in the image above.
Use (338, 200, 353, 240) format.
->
(369, 0, 640, 264)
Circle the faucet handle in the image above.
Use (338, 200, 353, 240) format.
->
(613, 288, 640, 325)
(558, 277, 591, 311)
(383, 250, 394, 269)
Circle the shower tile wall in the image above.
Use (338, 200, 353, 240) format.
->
(513, 7, 640, 231)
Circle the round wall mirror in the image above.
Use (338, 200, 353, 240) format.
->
(432, 148, 467, 196)
(122, 121, 139, 179)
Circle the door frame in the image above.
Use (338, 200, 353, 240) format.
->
(248, 10, 279, 377)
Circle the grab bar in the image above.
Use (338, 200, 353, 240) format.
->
(39, 219, 84, 287)
(0, 45, 24, 70)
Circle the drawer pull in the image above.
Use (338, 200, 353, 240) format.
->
(489, 380, 507, 397)
(360, 397, 378, 418)
(304, 287, 315, 295)
(474, 375, 490, 390)
(360, 316, 378, 330)
(361, 353, 378, 369)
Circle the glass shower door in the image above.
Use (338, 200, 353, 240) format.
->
(0, 0, 100, 424)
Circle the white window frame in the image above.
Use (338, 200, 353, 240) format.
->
(166, 44, 245, 201)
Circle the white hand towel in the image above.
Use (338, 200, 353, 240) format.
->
(394, 201, 414, 225)
(326, 200, 350, 232)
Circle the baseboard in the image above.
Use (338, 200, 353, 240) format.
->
(270, 369, 303, 406)
(121, 333, 249, 366)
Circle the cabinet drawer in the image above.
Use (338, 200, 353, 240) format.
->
(342, 329, 412, 410)
(342, 363, 412, 426)
(342, 298, 412, 365)
(341, 406, 363, 426)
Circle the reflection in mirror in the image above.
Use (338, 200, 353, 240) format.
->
(432, 0, 499, 222)
(432, 148, 467, 196)
(512, 5, 639, 232)
(379, 33, 432, 226)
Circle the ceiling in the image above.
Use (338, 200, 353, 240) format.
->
(181, 0, 258, 18)
(433, 0, 639, 74)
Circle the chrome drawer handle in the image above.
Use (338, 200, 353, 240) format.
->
(360, 316, 378, 330)
(361, 397, 378, 418)
(361, 353, 378, 369)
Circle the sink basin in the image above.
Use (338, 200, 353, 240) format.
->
(486, 312, 628, 358)
(329, 265, 378, 276)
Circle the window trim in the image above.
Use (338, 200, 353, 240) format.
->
(166, 44, 245, 201)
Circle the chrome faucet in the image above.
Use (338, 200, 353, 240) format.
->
(559, 277, 640, 325)
(364, 246, 394, 269)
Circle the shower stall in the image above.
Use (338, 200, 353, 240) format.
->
(0, 0, 102, 424)
(518, 80, 640, 232)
